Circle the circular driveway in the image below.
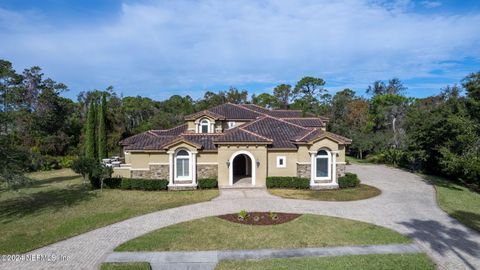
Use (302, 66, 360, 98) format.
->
(1, 164, 479, 270)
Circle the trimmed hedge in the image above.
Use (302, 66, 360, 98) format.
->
(266, 176, 310, 189)
(103, 177, 122, 189)
(198, 178, 218, 189)
(338, 173, 360, 188)
(102, 178, 169, 191)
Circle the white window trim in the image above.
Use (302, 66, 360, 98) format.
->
(276, 156, 286, 168)
(174, 149, 192, 180)
(199, 119, 211, 133)
(227, 121, 236, 129)
(314, 149, 331, 180)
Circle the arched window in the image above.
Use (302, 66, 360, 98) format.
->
(315, 149, 331, 180)
(200, 119, 210, 133)
(175, 149, 190, 180)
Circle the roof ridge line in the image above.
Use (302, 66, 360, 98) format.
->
(269, 116, 311, 130)
(182, 133, 221, 136)
(236, 115, 269, 130)
(146, 131, 160, 137)
(295, 128, 317, 142)
(239, 127, 273, 141)
(230, 103, 269, 116)
(150, 123, 187, 132)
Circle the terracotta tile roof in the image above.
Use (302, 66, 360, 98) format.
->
(150, 124, 188, 136)
(282, 118, 325, 127)
(185, 103, 262, 121)
(183, 110, 226, 121)
(240, 116, 311, 149)
(122, 104, 350, 151)
(214, 127, 273, 144)
(295, 128, 352, 144)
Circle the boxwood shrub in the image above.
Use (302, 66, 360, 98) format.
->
(103, 177, 122, 189)
(338, 173, 360, 188)
(266, 176, 310, 189)
(198, 178, 218, 189)
(114, 178, 168, 190)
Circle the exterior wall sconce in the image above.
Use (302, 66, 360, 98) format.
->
(256, 161, 260, 168)
(226, 161, 230, 167)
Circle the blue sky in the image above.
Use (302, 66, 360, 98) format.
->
(1, 0, 479, 100)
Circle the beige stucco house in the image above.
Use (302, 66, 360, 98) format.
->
(113, 103, 351, 189)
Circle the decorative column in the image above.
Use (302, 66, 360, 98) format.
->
(309, 150, 316, 186)
(191, 151, 197, 185)
(332, 151, 338, 184)
(168, 150, 174, 185)
(210, 122, 215, 133)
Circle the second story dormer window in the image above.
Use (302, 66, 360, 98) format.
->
(200, 119, 210, 133)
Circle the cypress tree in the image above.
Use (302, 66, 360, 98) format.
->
(97, 93, 107, 160)
(85, 100, 96, 159)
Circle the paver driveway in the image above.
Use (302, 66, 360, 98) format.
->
(1, 164, 479, 270)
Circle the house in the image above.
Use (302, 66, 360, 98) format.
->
(113, 103, 351, 189)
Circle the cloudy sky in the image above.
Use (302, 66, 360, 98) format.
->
(1, 0, 479, 100)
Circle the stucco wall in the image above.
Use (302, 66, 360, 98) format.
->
(267, 151, 298, 177)
(112, 167, 131, 178)
(217, 145, 267, 187)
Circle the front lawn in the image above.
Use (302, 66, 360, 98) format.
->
(0, 169, 218, 254)
(426, 175, 480, 232)
(115, 214, 410, 251)
(101, 262, 151, 270)
(215, 253, 435, 270)
(269, 184, 381, 201)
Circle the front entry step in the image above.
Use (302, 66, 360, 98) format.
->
(168, 184, 197, 191)
(219, 185, 265, 190)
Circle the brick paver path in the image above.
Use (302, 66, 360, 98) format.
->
(1, 164, 479, 270)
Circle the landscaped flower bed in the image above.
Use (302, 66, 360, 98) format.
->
(218, 211, 301, 225)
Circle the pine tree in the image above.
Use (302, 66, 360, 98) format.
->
(85, 100, 96, 159)
(97, 93, 107, 160)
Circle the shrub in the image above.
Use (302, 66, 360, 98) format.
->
(238, 210, 248, 220)
(338, 173, 360, 188)
(198, 178, 218, 189)
(266, 177, 310, 189)
(103, 177, 122, 189)
(119, 178, 168, 191)
(58, 156, 76, 168)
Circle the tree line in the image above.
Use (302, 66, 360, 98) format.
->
(0, 58, 479, 188)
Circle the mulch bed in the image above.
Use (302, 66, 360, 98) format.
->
(218, 212, 301, 225)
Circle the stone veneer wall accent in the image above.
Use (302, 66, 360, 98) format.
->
(337, 163, 346, 178)
(297, 164, 311, 178)
(197, 164, 218, 179)
(131, 164, 169, 179)
(150, 164, 169, 179)
(131, 169, 150, 179)
(297, 163, 346, 179)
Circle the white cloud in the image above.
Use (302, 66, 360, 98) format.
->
(0, 0, 479, 99)
(420, 1, 442, 8)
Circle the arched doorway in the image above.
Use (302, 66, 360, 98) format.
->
(229, 151, 256, 186)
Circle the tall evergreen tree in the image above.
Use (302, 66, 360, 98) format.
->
(85, 100, 96, 159)
(97, 93, 107, 160)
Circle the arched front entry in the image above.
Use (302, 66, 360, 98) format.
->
(229, 150, 256, 186)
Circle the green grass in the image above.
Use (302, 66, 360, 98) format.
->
(115, 214, 410, 251)
(269, 184, 381, 201)
(101, 262, 151, 270)
(0, 169, 218, 254)
(425, 175, 480, 232)
(215, 253, 435, 270)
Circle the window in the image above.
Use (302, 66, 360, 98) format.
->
(175, 150, 190, 179)
(315, 150, 330, 179)
(228, 121, 236, 129)
(276, 156, 286, 168)
(200, 119, 210, 133)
